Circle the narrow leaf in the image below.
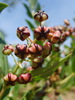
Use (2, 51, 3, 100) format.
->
(0, 32, 9, 75)
(31, 53, 72, 79)
(26, 19, 35, 30)
(23, 3, 32, 18)
(0, 3, 8, 13)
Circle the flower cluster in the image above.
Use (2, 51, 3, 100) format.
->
(2, 11, 75, 86)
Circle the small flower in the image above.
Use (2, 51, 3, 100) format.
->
(28, 43, 43, 58)
(51, 31, 61, 43)
(34, 26, 50, 41)
(14, 44, 28, 59)
(42, 42, 52, 58)
(18, 73, 31, 84)
(64, 19, 70, 26)
(4, 73, 17, 85)
(32, 57, 44, 69)
(34, 11, 48, 22)
(17, 26, 30, 41)
(2, 44, 14, 55)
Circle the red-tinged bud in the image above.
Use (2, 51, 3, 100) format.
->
(18, 73, 31, 84)
(34, 11, 48, 22)
(32, 57, 44, 69)
(17, 26, 30, 41)
(42, 42, 52, 58)
(64, 19, 70, 26)
(64, 31, 70, 36)
(4, 73, 17, 85)
(28, 43, 43, 58)
(2, 44, 14, 55)
(73, 28, 75, 32)
(51, 31, 61, 43)
(27, 66, 33, 71)
(34, 26, 50, 41)
(68, 27, 73, 34)
(14, 44, 28, 59)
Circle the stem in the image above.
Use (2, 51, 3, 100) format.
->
(40, 22, 42, 26)
(11, 54, 17, 65)
(0, 85, 9, 99)
(28, 38, 33, 43)
(57, 73, 75, 85)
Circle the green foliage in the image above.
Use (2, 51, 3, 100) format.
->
(0, 2, 8, 13)
(26, 19, 35, 30)
(0, 32, 9, 75)
(31, 53, 72, 79)
(23, 3, 32, 18)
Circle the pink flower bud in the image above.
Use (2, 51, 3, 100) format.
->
(17, 26, 30, 41)
(28, 43, 43, 58)
(64, 19, 70, 26)
(2, 44, 14, 55)
(14, 44, 28, 59)
(68, 27, 73, 34)
(18, 73, 31, 84)
(42, 42, 52, 58)
(34, 11, 48, 22)
(46, 27, 55, 40)
(51, 31, 61, 43)
(4, 73, 17, 85)
(32, 57, 44, 69)
(27, 66, 33, 71)
(34, 26, 50, 41)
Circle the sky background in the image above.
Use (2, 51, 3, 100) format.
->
(0, 0, 75, 65)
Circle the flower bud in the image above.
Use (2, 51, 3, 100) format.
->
(27, 66, 33, 71)
(42, 42, 52, 58)
(64, 19, 70, 26)
(32, 57, 44, 69)
(14, 44, 28, 59)
(2, 44, 14, 55)
(51, 31, 61, 43)
(17, 26, 30, 41)
(68, 27, 73, 34)
(18, 73, 31, 84)
(34, 26, 50, 41)
(34, 11, 48, 22)
(28, 43, 43, 58)
(4, 73, 17, 85)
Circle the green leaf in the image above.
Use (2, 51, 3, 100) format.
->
(35, 3, 41, 11)
(23, 3, 32, 18)
(0, 3, 8, 13)
(70, 50, 75, 72)
(0, 32, 9, 75)
(26, 19, 35, 30)
(28, 0, 37, 9)
(1, 88, 10, 100)
(31, 53, 72, 79)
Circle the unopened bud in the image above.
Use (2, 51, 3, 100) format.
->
(42, 42, 52, 58)
(18, 73, 31, 84)
(4, 73, 17, 85)
(32, 57, 44, 69)
(17, 26, 30, 41)
(34, 26, 50, 41)
(34, 11, 48, 22)
(28, 43, 43, 58)
(51, 31, 61, 43)
(2, 44, 14, 55)
(14, 44, 28, 59)
(64, 19, 70, 26)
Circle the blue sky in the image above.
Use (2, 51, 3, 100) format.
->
(0, 0, 75, 65)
